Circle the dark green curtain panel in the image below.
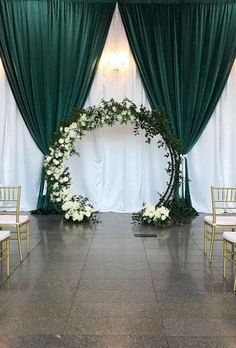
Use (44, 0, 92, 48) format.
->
(0, 0, 115, 211)
(119, 0, 236, 206)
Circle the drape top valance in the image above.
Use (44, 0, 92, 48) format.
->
(4, 0, 116, 3)
(118, 0, 236, 3)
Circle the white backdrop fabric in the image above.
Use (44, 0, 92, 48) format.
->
(0, 8, 235, 212)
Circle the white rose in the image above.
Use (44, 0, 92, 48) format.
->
(70, 122, 77, 129)
(59, 138, 64, 144)
(125, 100, 132, 108)
(62, 201, 72, 211)
(81, 114, 87, 121)
(85, 211, 91, 218)
(69, 130, 77, 138)
(77, 213, 84, 221)
(64, 127, 69, 133)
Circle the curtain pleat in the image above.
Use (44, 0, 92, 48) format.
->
(0, 0, 116, 211)
(119, 0, 236, 206)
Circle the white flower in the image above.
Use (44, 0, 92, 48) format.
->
(69, 130, 77, 138)
(59, 138, 64, 144)
(125, 100, 132, 108)
(77, 213, 84, 221)
(161, 215, 166, 221)
(64, 127, 69, 133)
(63, 177, 69, 183)
(62, 201, 73, 211)
(112, 106, 117, 112)
(84, 211, 91, 218)
(69, 122, 77, 129)
(53, 159, 59, 165)
(154, 210, 161, 219)
(47, 170, 52, 175)
(81, 114, 87, 121)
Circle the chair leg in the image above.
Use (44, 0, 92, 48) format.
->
(223, 239, 227, 279)
(204, 223, 207, 255)
(16, 225, 23, 262)
(6, 238, 10, 277)
(27, 222, 30, 254)
(209, 227, 215, 263)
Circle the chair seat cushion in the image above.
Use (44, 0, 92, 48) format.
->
(0, 215, 29, 224)
(204, 215, 236, 226)
(0, 230, 10, 241)
(223, 231, 236, 243)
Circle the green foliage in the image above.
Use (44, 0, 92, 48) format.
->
(45, 98, 197, 226)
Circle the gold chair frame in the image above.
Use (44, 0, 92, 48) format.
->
(204, 187, 236, 262)
(0, 186, 30, 262)
(223, 235, 236, 291)
(0, 231, 10, 277)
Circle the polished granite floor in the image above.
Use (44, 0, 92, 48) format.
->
(0, 213, 235, 348)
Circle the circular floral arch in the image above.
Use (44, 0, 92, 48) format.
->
(44, 99, 183, 223)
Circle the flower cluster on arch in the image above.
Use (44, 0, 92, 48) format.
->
(43, 98, 180, 225)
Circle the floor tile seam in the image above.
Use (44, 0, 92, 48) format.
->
(60, 224, 97, 337)
(0, 236, 44, 289)
(141, 237, 170, 348)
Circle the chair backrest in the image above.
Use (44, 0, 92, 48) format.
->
(0, 186, 21, 222)
(211, 186, 236, 222)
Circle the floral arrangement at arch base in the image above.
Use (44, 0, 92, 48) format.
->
(43, 99, 197, 226)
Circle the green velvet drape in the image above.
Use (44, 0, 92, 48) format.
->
(0, 0, 115, 211)
(119, 0, 236, 206)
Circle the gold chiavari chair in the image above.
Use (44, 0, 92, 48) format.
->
(0, 186, 30, 262)
(223, 232, 236, 291)
(204, 187, 236, 262)
(0, 230, 10, 277)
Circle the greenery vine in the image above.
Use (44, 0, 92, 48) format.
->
(43, 99, 197, 226)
